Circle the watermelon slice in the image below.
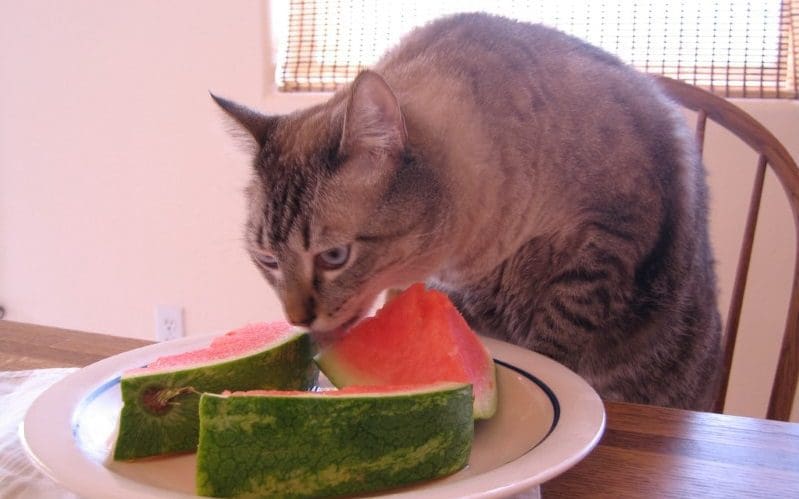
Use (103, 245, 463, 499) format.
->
(196, 382, 474, 498)
(113, 322, 318, 460)
(316, 283, 498, 419)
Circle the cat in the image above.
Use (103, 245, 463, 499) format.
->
(213, 12, 722, 411)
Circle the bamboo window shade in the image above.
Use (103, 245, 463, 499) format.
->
(276, 0, 799, 99)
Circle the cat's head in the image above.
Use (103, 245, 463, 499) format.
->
(213, 71, 446, 339)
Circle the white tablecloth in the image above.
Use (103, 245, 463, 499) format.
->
(1, 368, 79, 499)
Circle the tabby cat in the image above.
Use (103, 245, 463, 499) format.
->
(213, 13, 722, 410)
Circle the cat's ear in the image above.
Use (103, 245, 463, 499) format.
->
(210, 92, 277, 151)
(340, 71, 407, 158)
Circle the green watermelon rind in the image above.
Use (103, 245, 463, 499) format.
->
(195, 382, 474, 498)
(315, 350, 499, 420)
(476, 360, 499, 420)
(113, 331, 318, 461)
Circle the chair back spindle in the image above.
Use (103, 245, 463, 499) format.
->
(658, 76, 799, 421)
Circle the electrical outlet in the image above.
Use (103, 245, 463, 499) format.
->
(155, 305, 184, 341)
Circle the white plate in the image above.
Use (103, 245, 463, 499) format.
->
(22, 335, 605, 498)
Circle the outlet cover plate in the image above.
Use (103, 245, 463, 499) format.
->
(155, 305, 184, 341)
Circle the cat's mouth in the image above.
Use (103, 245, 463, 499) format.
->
(310, 312, 363, 347)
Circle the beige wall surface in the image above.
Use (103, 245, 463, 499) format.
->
(1, 1, 797, 420)
(1, 0, 284, 340)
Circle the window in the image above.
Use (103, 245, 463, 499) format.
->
(275, 0, 799, 98)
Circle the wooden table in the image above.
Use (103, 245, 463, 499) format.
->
(2, 320, 798, 498)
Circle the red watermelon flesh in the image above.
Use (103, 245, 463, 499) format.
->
(316, 283, 498, 419)
(126, 322, 297, 375)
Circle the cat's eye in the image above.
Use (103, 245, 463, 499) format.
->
(315, 245, 351, 271)
(254, 252, 279, 270)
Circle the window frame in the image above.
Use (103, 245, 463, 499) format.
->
(263, 0, 798, 104)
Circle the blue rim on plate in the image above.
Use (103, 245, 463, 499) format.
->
(495, 358, 561, 436)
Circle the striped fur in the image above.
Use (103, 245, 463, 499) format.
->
(216, 13, 721, 410)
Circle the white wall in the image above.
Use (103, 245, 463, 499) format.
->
(0, 1, 285, 339)
(1, 0, 797, 420)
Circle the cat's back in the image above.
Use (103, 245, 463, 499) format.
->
(373, 13, 694, 250)
(375, 13, 648, 114)
(374, 13, 681, 176)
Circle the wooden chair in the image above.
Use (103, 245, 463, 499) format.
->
(655, 76, 799, 421)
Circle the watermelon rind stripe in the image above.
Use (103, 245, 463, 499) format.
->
(474, 360, 499, 420)
(196, 383, 474, 498)
(113, 331, 318, 460)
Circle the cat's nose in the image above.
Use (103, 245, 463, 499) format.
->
(287, 311, 315, 327)
(285, 296, 316, 327)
